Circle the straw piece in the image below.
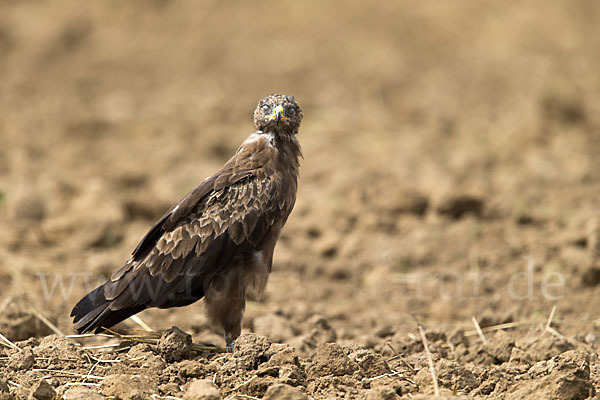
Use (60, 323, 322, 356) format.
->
(31, 307, 64, 336)
(0, 332, 21, 352)
(464, 320, 534, 336)
(233, 395, 261, 400)
(63, 382, 101, 387)
(471, 316, 487, 345)
(232, 375, 256, 392)
(545, 305, 557, 331)
(130, 315, 153, 332)
(32, 369, 105, 380)
(417, 323, 439, 396)
(151, 395, 184, 400)
(386, 341, 416, 373)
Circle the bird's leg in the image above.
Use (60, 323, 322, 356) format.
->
(222, 318, 241, 353)
(224, 333, 236, 353)
(204, 267, 245, 354)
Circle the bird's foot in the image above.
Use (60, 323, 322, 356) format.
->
(226, 342, 235, 353)
(224, 329, 239, 353)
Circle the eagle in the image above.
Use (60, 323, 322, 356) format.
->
(71, 94, 303, 351)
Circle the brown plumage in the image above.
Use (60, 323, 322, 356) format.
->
(71, 94, 303, 350)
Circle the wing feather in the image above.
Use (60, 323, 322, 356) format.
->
(100, 145, 284, 313)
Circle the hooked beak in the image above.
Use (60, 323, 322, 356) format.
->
(270, 105, 289, 125)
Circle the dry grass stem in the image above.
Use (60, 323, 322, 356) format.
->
(63, 382, 101, 387)
(82, 343, 121, 350)
(0, 332, 21, 352)
(545, 305, 557, 331)
(32, 368, 105, 380)
(386, 341, 416, 373)
(546, 326, 566, 340)
(99, 328, 228, 353)
(416, 322, 440, 396)
(151, 394, 183, 400)
(368, 371, 402, 381)
(231, 375, 257, 392)
(232, 395, 261, 400)
(471, 316, 487, 345)
(464, 320, 535, 336)
(65, 334, 97, 338)
(130, 315, 154, 332)
(31, 307, 64, 336)
(88, 354, 121, 363)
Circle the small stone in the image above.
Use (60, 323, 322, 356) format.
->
(374, 325, 395, 338)
(28, 380, 56, 400)
(389, 191, 429, 216)
(410, 396, 474, 400)
(1, 314, 52, 342)
(158, 383, 182, 398)
(365, 387, 400, 400)
(262, 383, 308, 400)
(101, 374, 157, 400)
(581, 267, 600, 287)
(127, 343, 153, 359)
(183, 379, 221, 400)
(233, 333, 272, 370)
(178, 360, 208, 378)
(307, 343, 358, 378)
(483, 330, 515, 363)
(516, 214, 537, 225)
(36, 335, 83, 359)
(62, 386, 105, 400)
(264, 343, 302, 368)
(436, 359, 479, 392)
(14, 195, 46, 222)
(0, 379, 13, 400)
(253, 313, 296, 342)
(279, 366, 306, 386)
(257, 365, 280, 377)
(9, 346, 35, 371)
(585, 332, 596, 343)
(559, 246, 591, 271)
(437, 195, 484, 219)
(158, 326, 192, 362)
(260, 343, 305, 385)
(307, 316, 337, 344)
(370, 187, 429, 218)
(586, 216, 600, 256)
(448, 329, 467, 346)
(287, 315, 337, 357)
(349, 349, 389, 377)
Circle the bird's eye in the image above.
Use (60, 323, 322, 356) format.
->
(262, 104, 271, 113)
(287, 106, 296, 115)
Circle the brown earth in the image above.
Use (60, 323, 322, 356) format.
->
(1, 1, 600, 399)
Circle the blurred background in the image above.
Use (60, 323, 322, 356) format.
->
(1, 0, 600, 350)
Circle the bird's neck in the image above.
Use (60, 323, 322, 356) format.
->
(270, 130, 302, 172)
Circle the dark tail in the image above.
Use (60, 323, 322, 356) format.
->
(70, 284, 146, 334)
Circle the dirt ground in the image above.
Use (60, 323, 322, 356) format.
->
(1, 1, 600, 399)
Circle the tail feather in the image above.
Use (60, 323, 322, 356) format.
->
(71, 284, 104, 323)
(71, 283, 147, 333)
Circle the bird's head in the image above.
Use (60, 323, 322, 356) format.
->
(253, 94, 303, 136)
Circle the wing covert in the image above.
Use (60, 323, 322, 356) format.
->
(103, 172, 282, 310)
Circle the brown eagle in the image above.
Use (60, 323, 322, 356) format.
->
(71, 94, 303, 350)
